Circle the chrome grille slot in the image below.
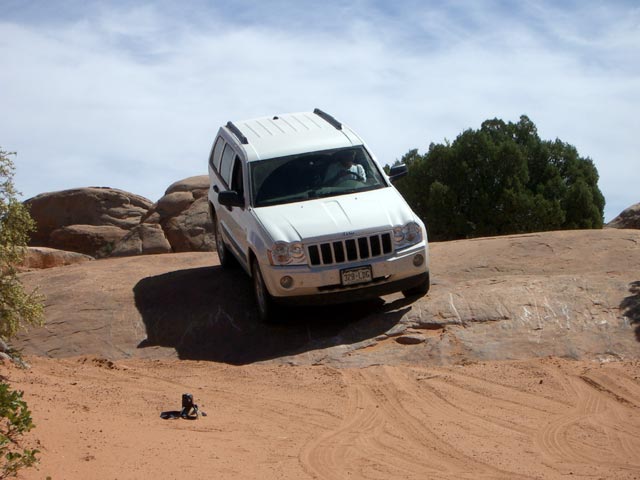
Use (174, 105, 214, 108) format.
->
(370, 235, 381, 256)
(358, 237, 370, 259)
(332, 241, 345, 262)
(345, 239, 357, 261)
(320, 243, 333, 264)
(308, 232, 393, 266)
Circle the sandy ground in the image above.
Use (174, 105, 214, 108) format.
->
(4, 229, 640, 479)
(5, 355, 640, 479)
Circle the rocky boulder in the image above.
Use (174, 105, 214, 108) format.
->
(607, 202, 640, 229)
(26, 187, 153, 256)
(20, 247, 94, 269)
(25, 178, 215, 258)
(163, 175, 210, 195)
(141, 175, 215, 253)
(49, 224, 129, 257)
(110, 224, 172, 257)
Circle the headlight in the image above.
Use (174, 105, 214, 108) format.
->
(393, 222, 423, 248)
(268, 241, 307, 266)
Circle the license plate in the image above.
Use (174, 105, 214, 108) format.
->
(341, 266, 373, 286)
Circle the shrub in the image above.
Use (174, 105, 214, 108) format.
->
(0, 384, 38, 478)
(0, 148, 44, 339)
(0, 148, 44, 477)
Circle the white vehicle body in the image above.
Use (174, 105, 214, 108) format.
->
(207, 109, 429, 320)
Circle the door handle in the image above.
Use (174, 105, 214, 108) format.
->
(213, 185, 219, 193)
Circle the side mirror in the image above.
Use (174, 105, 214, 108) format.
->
(218, 190, 244, 208)
(388, 164, 408, 183)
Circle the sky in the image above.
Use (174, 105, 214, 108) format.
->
(1, 0, 638, 222)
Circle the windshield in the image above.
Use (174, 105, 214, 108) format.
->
(250, 146, 387, 207)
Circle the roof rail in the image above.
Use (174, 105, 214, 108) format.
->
(226, 121, 249, 144)
(313, 108, 342, 130)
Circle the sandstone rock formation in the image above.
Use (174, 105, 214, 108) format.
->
(25, 177, 215, 259)
(607, 202, 640, 229)
(15, 229, 640, 365)
(49, 224, 129, 256)
(26, 187, 153, 257)
(110, 224, 171, 257)
(20, 247, 93, 269)
(139, 175, 214, 253)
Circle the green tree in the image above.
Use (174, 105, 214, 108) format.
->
(0, 148, 43, 478)
(394, 116, 604, 240)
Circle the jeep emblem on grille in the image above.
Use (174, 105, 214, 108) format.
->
(343, 231, 355, 237)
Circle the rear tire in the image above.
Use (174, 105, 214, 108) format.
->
(213, 213, 234, 268)
(402, 272, 430, 298)
(252, 261, 279, 323)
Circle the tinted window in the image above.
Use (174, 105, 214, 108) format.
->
(219, 144, 236, 186)
(210, 137, 225, 171)
(250, 146, 387, 207)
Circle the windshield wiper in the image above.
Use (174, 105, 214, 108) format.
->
(315, 189, 356, 198)
(316, 185, 382, 198)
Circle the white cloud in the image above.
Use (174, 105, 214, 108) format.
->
(1, 0, 638, 221)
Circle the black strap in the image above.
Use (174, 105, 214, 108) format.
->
(160, 405, 207, 420)
(160, 410, 182, 419)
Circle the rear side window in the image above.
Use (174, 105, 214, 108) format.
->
(219, 144, 236, 186)
(210, 137, 225, 171)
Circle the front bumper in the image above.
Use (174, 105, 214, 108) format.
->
(259, 241, 429, 305)
(274, 271, 429, 306)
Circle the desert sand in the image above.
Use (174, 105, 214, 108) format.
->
(4, 229, 640, 479)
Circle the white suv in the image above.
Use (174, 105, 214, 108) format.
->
(207, 109, 429, 321)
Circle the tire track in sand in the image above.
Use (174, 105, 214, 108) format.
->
(300, 367, 532, 480)
(535, 374, 640, 475)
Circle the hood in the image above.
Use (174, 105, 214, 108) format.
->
(253, 187, 419, 243)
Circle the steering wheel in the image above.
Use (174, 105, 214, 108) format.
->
(329, 170, 365, 185)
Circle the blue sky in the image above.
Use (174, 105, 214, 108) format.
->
(1, 0, 638, 222)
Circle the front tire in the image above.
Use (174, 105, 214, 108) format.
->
(252, 261, 279, 323)
(402, 272, 430, 298)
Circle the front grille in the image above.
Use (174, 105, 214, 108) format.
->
(307, 232, 393, 266)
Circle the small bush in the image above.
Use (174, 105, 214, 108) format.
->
(0, 383, 38, 478)
(0, 148, 44, 477)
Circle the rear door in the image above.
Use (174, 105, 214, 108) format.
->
(224, 155, 250, 269)
(215, 143, 250, 270)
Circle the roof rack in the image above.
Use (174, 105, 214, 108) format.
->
(313, 108, 342, 130)
(226, 121, 249, 144)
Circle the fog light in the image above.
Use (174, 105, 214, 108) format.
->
(280, 275, 294, 289)
(412, 253, 424, 267)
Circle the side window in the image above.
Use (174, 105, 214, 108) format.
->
(230, 158, 244, 196)
(210, 137, 225, 171)
(219, 144, 236, 186)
